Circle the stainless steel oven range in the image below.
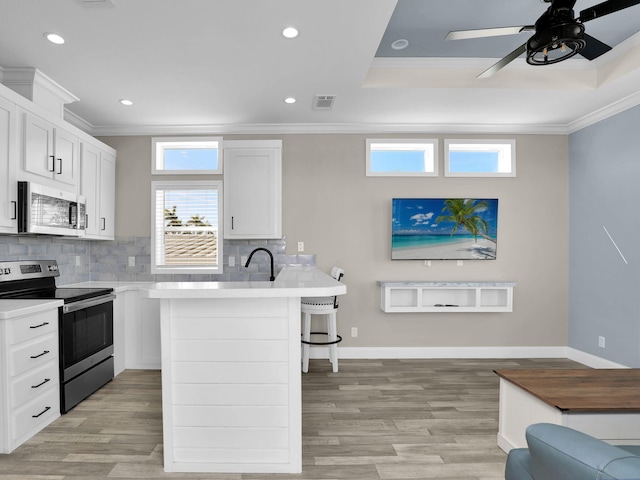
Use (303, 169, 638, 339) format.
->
(0, 260, 115, 413)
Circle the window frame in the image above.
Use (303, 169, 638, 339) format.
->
(152, 136, 223, 175)
(366, 139, 439, 177)
(151, 180, 223, 275)
(444, 139, 516, 177)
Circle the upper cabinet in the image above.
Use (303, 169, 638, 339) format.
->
(223, 140, 282, 239)
(22, 110, 78, 187)
(80, 141, 116, 240)
(0, 96, 18, 234)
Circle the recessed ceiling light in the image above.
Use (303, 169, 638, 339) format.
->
(391, 38, 409, 50)
(44, 33, 65, 45)
(119, 99, 133, 106)
(282, 27, 299, 39)
(284, 97, 296, 104)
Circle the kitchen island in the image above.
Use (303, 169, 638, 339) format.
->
(141, 266, 346, 474)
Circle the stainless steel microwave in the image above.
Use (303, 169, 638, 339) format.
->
(17, 182, 86, 236)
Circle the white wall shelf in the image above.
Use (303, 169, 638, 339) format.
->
(377, 281, 515, 313)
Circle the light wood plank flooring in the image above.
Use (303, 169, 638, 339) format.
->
(0, 358, 585, 479)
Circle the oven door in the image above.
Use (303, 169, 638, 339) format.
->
(60, 294, 115, 382)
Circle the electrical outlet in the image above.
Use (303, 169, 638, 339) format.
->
(75, 255, 81, 267)
(598, 336, 606, 348)
(351, 327, 358, 337)
(457, 260, 464, 267)
(128, 256, 135, 267)
(241, 256, 248, 265)
(228, 256, 235, 267)
(298, 241, 304, 252)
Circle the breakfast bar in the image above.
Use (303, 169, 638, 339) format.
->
(141, 266, 346, 474)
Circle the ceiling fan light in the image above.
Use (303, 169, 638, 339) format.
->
(526, 22, 585, 65)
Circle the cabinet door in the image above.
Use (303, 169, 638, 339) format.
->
(224, 146, 282, 239)
(53, 127, 78, 185)
(0, 96, 17, 232)
(23, 112, 54, 179)
(80, 142, 100, 236)
(99, 151, 116, 238)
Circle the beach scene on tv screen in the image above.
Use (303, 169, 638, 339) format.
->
(392, 198, 498, 260)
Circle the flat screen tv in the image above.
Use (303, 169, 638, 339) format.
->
(392, 198, 498, 260)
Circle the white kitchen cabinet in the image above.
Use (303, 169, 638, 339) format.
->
(22, 110, 78, 187)
(0, 96, 18, 234)
(80, 141, 116, 240)
(124, 290, 161, 370)
(0, 303, 61, 453)
(223, 140, 282, 239)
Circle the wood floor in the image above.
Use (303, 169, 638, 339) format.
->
(0, 358, 585, 480)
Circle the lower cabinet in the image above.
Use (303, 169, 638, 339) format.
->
(0, 307, 60, 453)
(122, 289, 161, 370)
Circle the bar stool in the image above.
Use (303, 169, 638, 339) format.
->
(301, 267, 344, 373)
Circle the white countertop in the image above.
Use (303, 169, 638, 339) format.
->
(141, 265, 346, 299)
(0, 299, 64, 320)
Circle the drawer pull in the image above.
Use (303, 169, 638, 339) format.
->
(32, 406, 51, 418)
(29, 322, 50, 329)
(31, 378, 51, 389)
(30, 350, 50, 359)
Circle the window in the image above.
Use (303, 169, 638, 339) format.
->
(152, 136, 222, 174)
(445, 139, 515, 177)
(366, 139, 438, 176)
(151, 181, 223, 274)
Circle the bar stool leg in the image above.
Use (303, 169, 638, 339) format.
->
(302, 312, 311, 373)
(327, 312, 338, 373)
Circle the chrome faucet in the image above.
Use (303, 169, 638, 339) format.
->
(244, 247, 275, 281)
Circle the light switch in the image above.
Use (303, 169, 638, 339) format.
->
(128, 256, 135, 267)
(228, 256, 235, 267)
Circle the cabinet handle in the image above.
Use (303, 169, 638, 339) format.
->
(48, 155, 55, 172)
(31, 378, 51, 389)
(29, 322, 49, 329)
(231, 216, 234, 230)
(32, 406, 51, 418)
(30, 350, 50, 359)
(101, 217, 106, 231)
(56, 158, 63, 175)
(11, 201, 17, 220)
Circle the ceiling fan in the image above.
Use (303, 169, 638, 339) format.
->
(445, 0, 640, 78)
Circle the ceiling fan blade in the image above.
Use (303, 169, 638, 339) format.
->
(445, 25, 534, 41)
(579, 34, 613, 60)
(477, 43, 527, 78)
(579, 0, 640, 22)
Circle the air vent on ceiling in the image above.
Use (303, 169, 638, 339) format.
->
(313, 95, 336, 110)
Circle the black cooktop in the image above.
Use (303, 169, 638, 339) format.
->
(2, 287, 114, 304)
(0, 260, 113, 304)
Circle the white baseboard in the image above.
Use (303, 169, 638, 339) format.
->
(565, 347, 628, 368)
(308, 346, 629, 367)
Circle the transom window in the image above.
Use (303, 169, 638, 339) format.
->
(152, 136, 222, 174)
(445, 139, 516, 177)
(366, 139, 438, 176)
(151, 181, 223, 274)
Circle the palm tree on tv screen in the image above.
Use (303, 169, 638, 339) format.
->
(435, 198, 496, 243)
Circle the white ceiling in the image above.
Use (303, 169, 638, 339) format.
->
(1, 0, 640, 136)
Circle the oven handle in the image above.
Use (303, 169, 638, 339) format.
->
(63, 293, 116, 314)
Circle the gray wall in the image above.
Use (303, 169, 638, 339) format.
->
(569, 106, 640, 367)
(103, 133, 570, 350)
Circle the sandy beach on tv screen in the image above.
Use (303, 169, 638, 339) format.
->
(392, 237, 496, 260)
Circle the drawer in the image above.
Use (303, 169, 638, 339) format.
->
(8, 310, 57, 345)
(10, 333, 58, 377)
(11, 361, 58, 408)
(11, 388, 59, 443)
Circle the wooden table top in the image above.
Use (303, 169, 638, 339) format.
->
(494, 369, 640, 412)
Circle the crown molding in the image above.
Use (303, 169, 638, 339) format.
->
(85, 121, 569, 137)
(567, 90, 640, 133)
